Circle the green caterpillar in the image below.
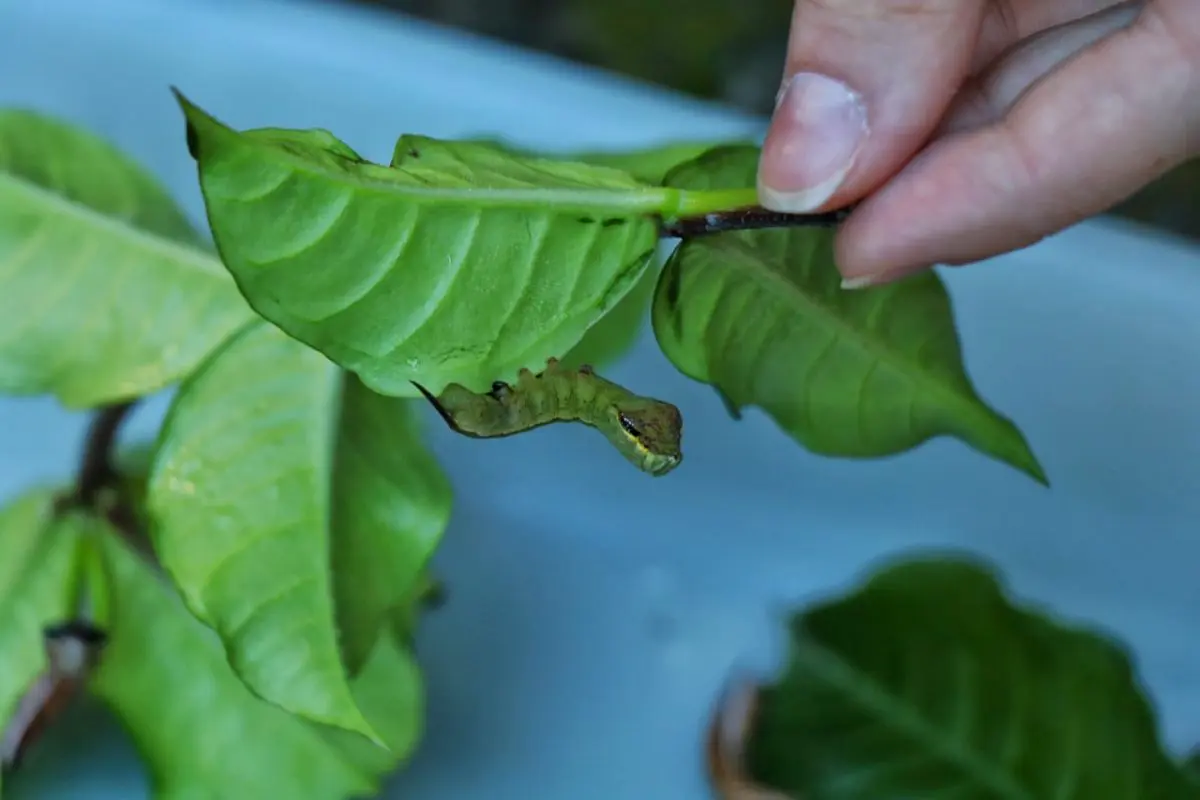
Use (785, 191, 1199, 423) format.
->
(412, 358, 683, 476)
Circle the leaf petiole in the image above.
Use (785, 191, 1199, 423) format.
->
(658, 187, 855, 239)
(70, 401, 138, 509)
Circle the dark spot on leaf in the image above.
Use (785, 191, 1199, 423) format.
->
(662, 268, 686, 341)
(577, 216, 596, 224)
(664, 267, 681, 308)
(184, 122, 199, 160)
(601, 218, 626, 227)
(408, 147, 420, 158)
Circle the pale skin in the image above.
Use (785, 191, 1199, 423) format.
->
(412, 358, 683, 477)
(757, 0, 1200, 287)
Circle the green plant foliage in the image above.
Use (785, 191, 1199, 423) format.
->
(448, 138, 750, 371)
(90, 528, 422, 799)
(0, 490, 85, 751)
(331, 373, 452, 674)
(746, 556, 1195, 799)
(569, 141, 754, 185)
(176, 91, 691, 398)
(463, 138, 753, 187)
(651, 145, 1045, 484)
(0, 110, 253, 408)
(146, 319, 449, 739)
(321, 635, 425, 778)
(3, 88, 1185, 800)
(560, 252, 661, 370)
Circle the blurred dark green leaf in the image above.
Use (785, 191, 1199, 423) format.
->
(1111, 158, 1200, 242)
(1184, 750, 1200, 784)
(747, 556, 1194, 799)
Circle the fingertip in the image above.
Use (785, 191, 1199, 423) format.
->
(762, 0, 988, 212)
(756, 72, 869, 213)
(837, 3, 1199, 285)
(828, 144, 974, 284)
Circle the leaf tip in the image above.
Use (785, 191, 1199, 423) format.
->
(169, 86, 202, 122)
(169, 89, 229, 162)
(1005, 431, 1050, 488)
(298, 696, 388, 751)
(969, 407, 1050, 488)
(347, 713, 390, 752)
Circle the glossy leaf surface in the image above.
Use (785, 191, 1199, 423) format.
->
(331, 374, 452, 673)
(569, 140, 753, 184)
(147, 318, 450, 737)
(0, 110, 252, 407)
(146, 320, 368, 737)
(651, 145, 1045, 483)
(91, 531, 422, 799)
(179, 93, 672, 397)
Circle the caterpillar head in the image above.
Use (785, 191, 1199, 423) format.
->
(605, 398, 683, 476)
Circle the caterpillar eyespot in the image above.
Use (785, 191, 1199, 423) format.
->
(617, 413, 642, 439)
(412, 358, 683, 476)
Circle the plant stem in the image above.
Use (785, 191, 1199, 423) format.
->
(660, 204, 854, 239)
(668, 187, 761, 217)
(73, 401, 137, 508)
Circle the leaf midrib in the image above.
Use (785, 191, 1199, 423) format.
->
(797, 639, 1036, 800)
(1, 173, 227, 279)
(207, 125, 674, 216)
(200, 118, 745, 217)
(705, 235, 992, 432)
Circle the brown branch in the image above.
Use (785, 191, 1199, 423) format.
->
(71, 401, 137, 509)
(660, 204, 855, 239)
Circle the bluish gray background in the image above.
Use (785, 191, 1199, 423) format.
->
(2, 0, 1198, 797)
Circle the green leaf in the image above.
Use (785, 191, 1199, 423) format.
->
(651, 145, 1045, 484)
(569, 141, 755, 185)
(331, 374, 452, 674)
(746, 556, 1194, 799)
(461, 138, 753, 186)
(145, 320, 376, 739)
(175, 91, 756, 397)
(321, 635, 424, 777)
(1184, 751, 1200, 786)
(90, 530, 421, 799)
(389, 572, 445, 647)
(0, 110, 253, 407)
(0, 490, 84, 747)
(560, 252, 661, 370)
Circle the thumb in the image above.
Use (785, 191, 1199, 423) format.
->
(758, 0, 987, 213)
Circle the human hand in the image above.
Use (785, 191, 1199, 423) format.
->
(757, 0, 1200, 287)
